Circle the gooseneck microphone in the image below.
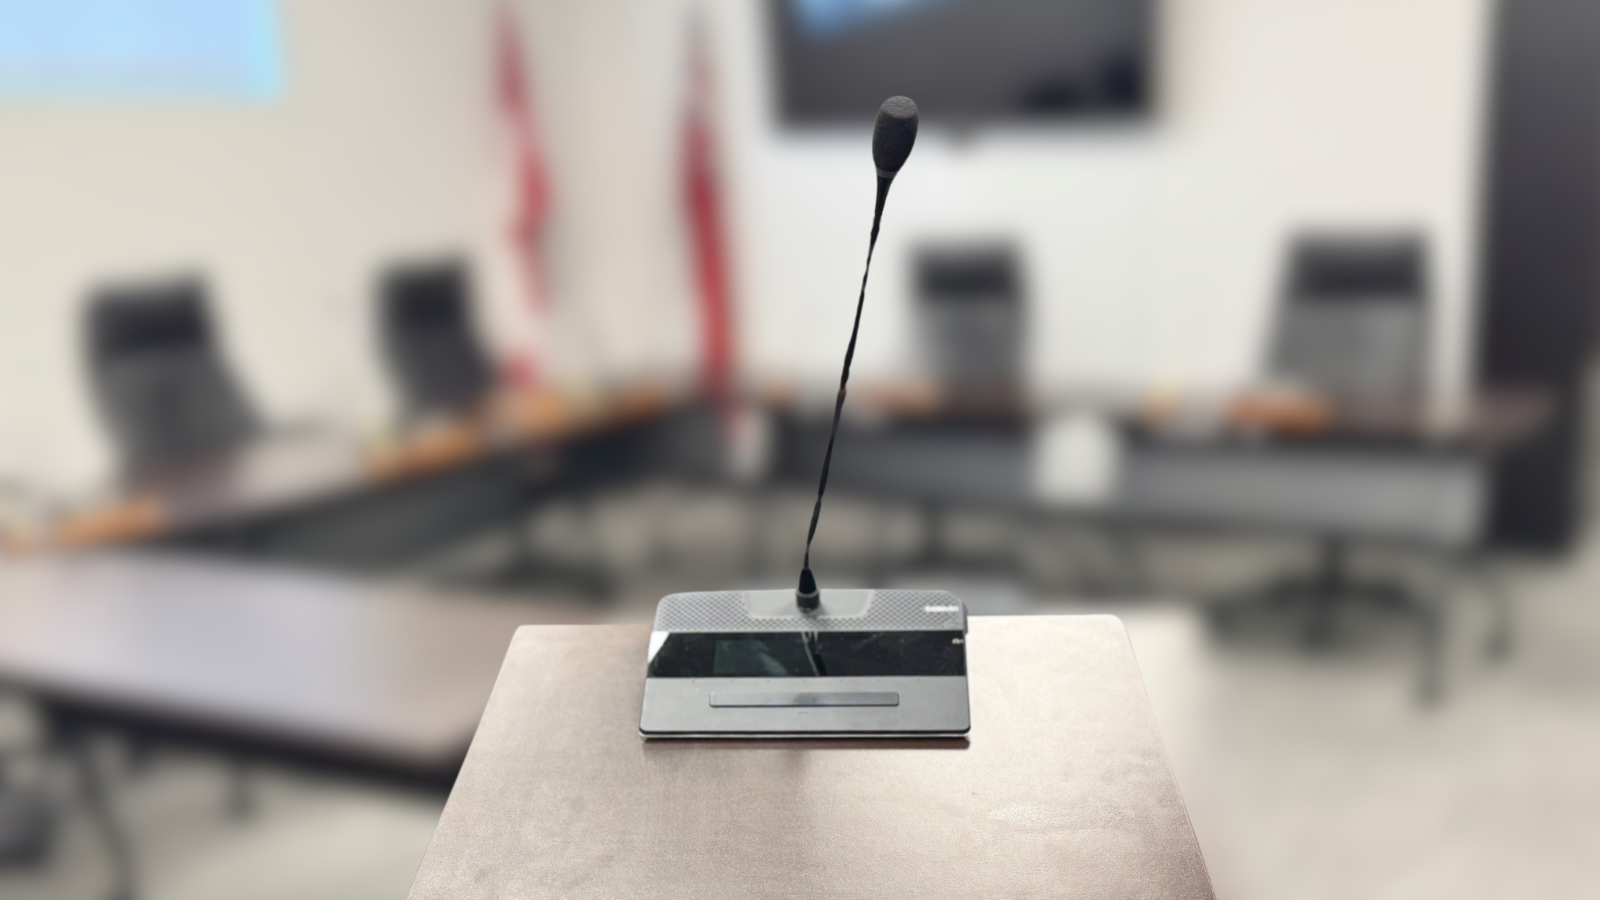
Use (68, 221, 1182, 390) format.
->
(797, 96, 919, 612)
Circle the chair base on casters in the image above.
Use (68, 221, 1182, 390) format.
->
(1205, 538, 1446, 705)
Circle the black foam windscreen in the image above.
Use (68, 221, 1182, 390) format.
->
(872, 95, 919, 176)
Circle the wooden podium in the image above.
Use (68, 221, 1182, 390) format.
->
(409, 616, 1214, 899)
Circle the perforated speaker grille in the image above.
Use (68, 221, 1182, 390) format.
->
(652, 590, 965, 633)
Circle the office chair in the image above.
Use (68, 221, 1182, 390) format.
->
(914, 243, 1024, 410)
(1270, 234, 1429, 399)
(377, 261, 584, 589)
(1198, 234, 1471, 699)
(378, 261, 496, 420)
(85, 279, 261, 470)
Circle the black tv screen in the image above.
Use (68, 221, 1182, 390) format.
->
(771, 0, 1157, 124)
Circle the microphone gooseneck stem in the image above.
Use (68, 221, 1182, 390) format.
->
(798, 174, 894, 611)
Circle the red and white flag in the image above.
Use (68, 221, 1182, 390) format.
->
(682, 19, 770, 480)
(495, 4, 552, 387)
(682, 18, 734, 401)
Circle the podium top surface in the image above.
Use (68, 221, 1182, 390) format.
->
(409, 615, 1214, 900)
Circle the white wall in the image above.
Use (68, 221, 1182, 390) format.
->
(712, 0, 1492, 407)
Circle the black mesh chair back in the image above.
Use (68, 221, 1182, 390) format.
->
(914, 243, 1024, 387)
(1270, 235, 1430, 397)
(85, 280, 261, 468)
(379, 262, 495, 418)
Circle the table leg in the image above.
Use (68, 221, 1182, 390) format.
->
(1414, 587, 1446, 706)
(1476, 559, 1515, 661)
(65, 727, 137, 900)
(228, 755, 255, 820)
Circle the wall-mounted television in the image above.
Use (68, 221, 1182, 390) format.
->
(770, 0, 1157, 125)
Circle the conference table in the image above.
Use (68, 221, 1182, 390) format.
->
(6, 384, 681, 568)
(0, 551, 597, 899)
(410, 615, 1214, 899)
(767, 382, 1551, 702)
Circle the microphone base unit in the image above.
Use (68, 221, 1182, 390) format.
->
(640, 589, 970, 739)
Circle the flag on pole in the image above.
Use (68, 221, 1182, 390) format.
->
(495, 4, 551, 387)
(682, 18, 734, 400)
